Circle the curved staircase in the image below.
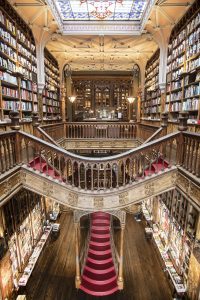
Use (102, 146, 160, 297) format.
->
(80, 212, 119, 296)
(29, 157, 169, 183)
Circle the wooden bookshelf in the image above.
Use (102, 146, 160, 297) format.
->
(73, 78, 131, 121)
(166, 1, 200, 124)
(43, 48, 60, 122)
(141, 49, 161, 121)
(0, 0, 38, 122)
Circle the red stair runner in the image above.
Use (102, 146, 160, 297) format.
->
(80, 212, 118, 296)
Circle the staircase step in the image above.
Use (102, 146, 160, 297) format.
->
(91, 225, 110, 230)
(152, 163, 166, 172)
(92, 212, 110, 218)
(91, 229, 110, 235)
(80, 278, 118, 293)
(144, 169, 155, 176)
(88, 248, 112, 256)
(92, 216, 110, 221)
(84, 265, 115, 275)
(89, 240, 110, 247)
(92, 219, 110, 226)
(86, 256, 113, 265)
(91, 237, 110, 243)
(80, 285, 118, 297)
(91, 233, 110, 239)
(88, 252, 112, 261)
(82, 274, 117, 285)
(89, 244, 111, 251)
(83, 269, 116, 281)
(86, 260, 114, 270)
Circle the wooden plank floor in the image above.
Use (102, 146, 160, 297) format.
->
(23, 212, 172, 300)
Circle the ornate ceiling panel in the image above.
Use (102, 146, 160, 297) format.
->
(55, 0, 148, 21)
(47, 34, 157, 71)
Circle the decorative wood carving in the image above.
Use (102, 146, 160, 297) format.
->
(94, 197, 104, 209)
(43, 182, 54, 196)
(0, 172, 21, 202)
(145, 182, 155, 196)
(119, 192, 129, 205)
(68, 192, 78, 207)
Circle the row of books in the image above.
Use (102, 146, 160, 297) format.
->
(2, 86, 18, 98)
(0, 27, 16, 48)
(0, 57, 16, 72)
(0, 11, 16, 36)
(21, 89, 37, 102)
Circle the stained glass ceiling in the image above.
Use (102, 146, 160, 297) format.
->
(55, 0, 148, 21)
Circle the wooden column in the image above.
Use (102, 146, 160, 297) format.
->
(36, 83, 45, 123)
(117, 224, 125, 290)
(75, 222, 81, 288)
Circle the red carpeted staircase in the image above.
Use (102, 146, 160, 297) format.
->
(29, 157, 61, 180)
(144, 158, 168, 176)
(80, 212, 119, 296)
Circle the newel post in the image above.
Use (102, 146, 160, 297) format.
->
(178, 112, 188, 132)
(161, 112, 168, 137)
(9, 111, 21, 164)
(32, 112, 40, 137)
(177, 112, 189, 166)
(117, 224, 125, 290)
(9, 110, 20, 131)
(75, 222, 81, 288)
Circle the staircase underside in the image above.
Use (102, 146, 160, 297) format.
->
(0, 165, 178, 211)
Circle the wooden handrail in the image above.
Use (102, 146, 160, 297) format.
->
(36, 127, 60, 147)
(143, 127, 164, 144)
(0, 130, 199, 191)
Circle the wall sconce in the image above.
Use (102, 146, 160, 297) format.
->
(68, 95, 76, 103)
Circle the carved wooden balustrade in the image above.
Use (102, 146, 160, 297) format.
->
(65, 122, 136, 139)
(40, 122, 137, 140)
(137, 124, 160, 142)
(0, 131, 17, 173)
(40, 122, 65, 142)
(181, 132, 200, 177)
(1, 130, 199, 192)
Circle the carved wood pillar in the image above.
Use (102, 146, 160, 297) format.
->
(75, 222, 81, 288)
(117, 224, 125, 290)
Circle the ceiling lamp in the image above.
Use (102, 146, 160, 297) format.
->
(68, 95, 76, 103)
(127, 96, 135, 104)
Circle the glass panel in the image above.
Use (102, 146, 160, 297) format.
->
(55, 0, 148, 21)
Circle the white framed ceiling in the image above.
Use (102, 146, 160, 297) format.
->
(9, 0, 194, 71)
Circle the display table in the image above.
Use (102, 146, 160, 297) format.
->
(18, 226, 52, 287)
(144, 227, 153, 239)
(142, 203, 186, 296)
(49, 211, 59, 221)
(153, 233, 186, 295)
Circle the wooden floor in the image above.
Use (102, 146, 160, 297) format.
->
(23, 212, 172, 300)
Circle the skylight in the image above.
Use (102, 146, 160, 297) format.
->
(55, 0, 148, 21)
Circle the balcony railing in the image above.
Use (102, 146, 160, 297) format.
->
(40, 122, 137, 141)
